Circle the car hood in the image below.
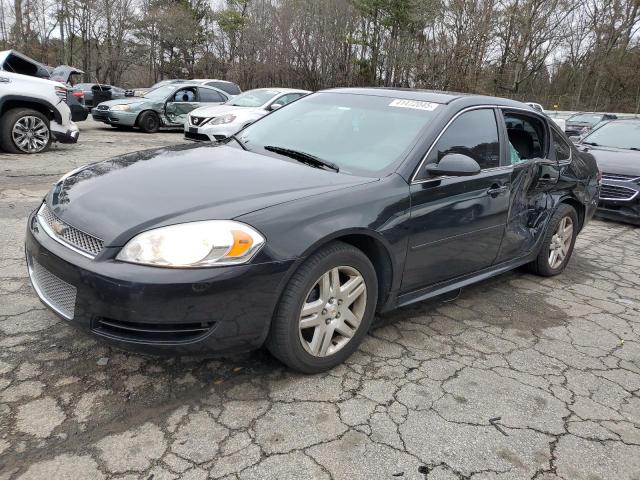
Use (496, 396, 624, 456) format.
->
(46, 143, 375, 246)
(190, 104, 261, 117)
(583, 145, 640, 177)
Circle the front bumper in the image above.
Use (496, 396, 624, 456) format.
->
(184, 122, 240, 142)
(51, 121, 80, 144)
(91, 109, 138, 127)
(25, 209, 293, 355)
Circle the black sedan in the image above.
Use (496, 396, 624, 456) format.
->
(25, 88, 599, 373)
(565, 112, 617, 138)
(576, 119, 640, 225)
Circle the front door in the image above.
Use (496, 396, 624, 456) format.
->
(165, 87, 200, 126)
(402, 108, 511, 292)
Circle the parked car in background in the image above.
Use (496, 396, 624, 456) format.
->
(575, 119, 640, 225)
(193, 79, 242, 96)
(130, 79, 191, 98)
(75, 83, 127, 110)
(49, 65, 89, 122)
(565, 112, 617, 138)
(26, 88, 599, 372)
(185, 88, 310, 141)
(0, 50, 79, 153)
(92, 83, 230, 132)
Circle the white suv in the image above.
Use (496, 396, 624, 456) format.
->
(0, 50, 79, 154)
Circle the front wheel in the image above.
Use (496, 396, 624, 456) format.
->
(527, 203, 578, 276)
(266, 242, 378, 373)
(0, 108, 52, 154)
(137, 111, 160, 133)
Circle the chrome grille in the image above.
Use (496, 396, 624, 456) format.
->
(600, 184, 638, 201)
(602, 173, 640, 183)
(38, 204, 104, 258)
(27, 257, 76, 320)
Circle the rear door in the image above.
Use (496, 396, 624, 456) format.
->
(402, 107, 511, 292)
(494, 109, 559, 262)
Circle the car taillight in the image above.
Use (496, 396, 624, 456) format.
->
(55, 86, 67, 102)
(72, 91, 84, 99)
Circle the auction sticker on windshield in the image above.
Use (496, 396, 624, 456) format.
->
(389, 99, 439, 111)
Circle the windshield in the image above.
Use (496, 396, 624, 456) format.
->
(583, 122, 640, 150)
(228, 89, 281, 107)
(143, 85, 179, 100)
(236, 92, 441, 176)
(568, 113, 602, 125)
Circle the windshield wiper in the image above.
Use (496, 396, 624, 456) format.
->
(264, 146, 339, 172)
(629, 147, 640, 151)
(582, 141, 599, 146)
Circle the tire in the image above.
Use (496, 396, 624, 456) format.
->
(0, 108, 52, 154)
(266, 241, 378, 373)
(137, 111, 160, 133)
(527, 203, 578, 276)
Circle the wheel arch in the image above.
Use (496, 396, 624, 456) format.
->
(0, 96, 61, 123)
(134, 109, 160, 127)
(557, 195, 585, 231)
(294, 229, 396, 310)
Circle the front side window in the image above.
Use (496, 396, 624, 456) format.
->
(422, 109, 500, 174)
(237, 92, 441, 176)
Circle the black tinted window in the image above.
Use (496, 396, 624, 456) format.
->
(425, 109, 500, 172)
(552, 129, 571, 161)
(206, 81, 241, 95)
(199, 88, 225, 103)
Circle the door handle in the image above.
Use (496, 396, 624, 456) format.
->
(486, 184, 508, 197)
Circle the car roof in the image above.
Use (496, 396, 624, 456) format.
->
(245, 87, 311, 94)
(194, 79, 238, 84)
(322, 87, 535, 109)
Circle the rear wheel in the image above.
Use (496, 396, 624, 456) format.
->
(527, 203, 578, 276)
(137, 111, 160, 133)
(0, 108, 52, 154)
(266, 242, 378, 373)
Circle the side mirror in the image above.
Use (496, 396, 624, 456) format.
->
(425, 153, 481, 177)
(270, 103, 283, 111)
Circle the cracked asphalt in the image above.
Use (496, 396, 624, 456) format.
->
(1, 119, 639, 480)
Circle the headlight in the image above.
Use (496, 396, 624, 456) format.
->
(116, 221, 265, 267)
(110, 104, 138, 111)
(211, 114, 237, 125)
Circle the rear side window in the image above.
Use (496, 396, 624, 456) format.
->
(206, 81, 241, 95)
(552, 128, 572, 161)
(502, 111, 547, 163)
(424, 109, 500, 172)
(199, 88, 226, 103)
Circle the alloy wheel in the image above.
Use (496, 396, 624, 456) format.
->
(12, 116, 49, 153)
(298, 265, 367, 357)
(548, 216, 573, 269)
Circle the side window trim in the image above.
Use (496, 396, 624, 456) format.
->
(411, 105, 502, 183)
(549, 123, 573, 164)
